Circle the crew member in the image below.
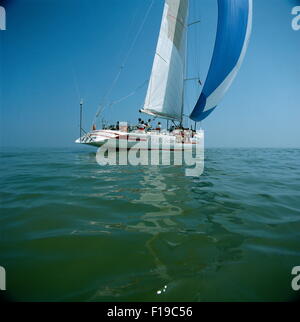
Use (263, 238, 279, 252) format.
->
(138, 121, 146, 131)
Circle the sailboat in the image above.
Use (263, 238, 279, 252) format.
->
(76, 0, 252, 150)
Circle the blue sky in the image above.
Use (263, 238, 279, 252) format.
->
(0, 0, 299, 148)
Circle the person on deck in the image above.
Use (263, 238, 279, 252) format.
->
(156, 122, 161, 132)
(138, 121, 146, 131)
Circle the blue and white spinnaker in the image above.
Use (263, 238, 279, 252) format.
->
(190, 0, 253, 122)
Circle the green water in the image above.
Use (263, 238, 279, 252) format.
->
(0, 147, 299, 301)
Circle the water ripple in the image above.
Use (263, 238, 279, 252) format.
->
(1, 147, 299, 301)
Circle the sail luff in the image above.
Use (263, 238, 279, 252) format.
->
(141, 0, 189, 121)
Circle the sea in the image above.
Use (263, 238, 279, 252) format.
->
(0, 147, 299, 302)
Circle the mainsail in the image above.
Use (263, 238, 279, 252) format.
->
(141, 0, 189, 121)
(190, 0, 253, 122)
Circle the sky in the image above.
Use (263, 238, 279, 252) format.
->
(0, 0, 299, 148)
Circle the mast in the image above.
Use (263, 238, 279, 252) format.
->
(79, 99, 83, 142)
(181, 0, 189, 126)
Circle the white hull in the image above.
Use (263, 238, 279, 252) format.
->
(75, 129, 204, 151)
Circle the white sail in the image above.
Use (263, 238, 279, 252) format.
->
(141, 0, 189, 121)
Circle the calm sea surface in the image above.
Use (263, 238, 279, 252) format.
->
(0, 147, 299, 301)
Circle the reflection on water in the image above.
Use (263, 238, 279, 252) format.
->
(130, 166, 184, 282)
(0, 148, 300, 301)
(123, 165, 247, 288)
(130, 166, 183, 233)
